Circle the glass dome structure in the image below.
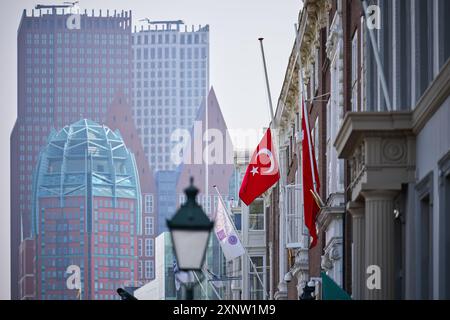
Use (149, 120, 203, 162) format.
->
(32, 119, 142, 235)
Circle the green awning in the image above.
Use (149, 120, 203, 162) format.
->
(321, 272, 352, 300)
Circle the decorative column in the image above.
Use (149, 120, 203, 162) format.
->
(362, 190, 397, 300)
(347, 201, 365, 300)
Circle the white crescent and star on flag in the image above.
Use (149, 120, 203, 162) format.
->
(250, 148, 276, 176)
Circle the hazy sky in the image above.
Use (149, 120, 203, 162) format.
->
(0, 0, 300, 299)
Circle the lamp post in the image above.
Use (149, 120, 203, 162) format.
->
(167, 177, 214, 300)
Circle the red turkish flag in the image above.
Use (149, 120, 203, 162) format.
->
(239, 128, 280, 206)
(301, 99, 321, 248)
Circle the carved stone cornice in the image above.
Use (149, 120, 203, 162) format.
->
(316, 203, 345, 231)
(326, 9, 343, 60)
(290, 247, 309, 279)
(321, 238, 343, 272)
(299, 0, 331, 81)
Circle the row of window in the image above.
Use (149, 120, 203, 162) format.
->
(93, 246, 133, 255)
(137, 260, 155, 279)
(95, 258, 133, 268)
(41, 247, 84, 255)
(134, 99, 200, 108)
(134, 89, 204, 99)
(133, 32, 207, 45)
(95, 270, 131, 279)
(134, 107, 196, 118)
(135, 60, 205, 70)
(94, 235, 131, 244)
(95, 223, 131, 233)
(134, 79, 205, 89)
(137, 238, 154, 257)
(134, 47, 207, 60)
(27, 55, 129, 63)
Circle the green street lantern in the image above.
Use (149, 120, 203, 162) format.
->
(167, 177, 214, 271)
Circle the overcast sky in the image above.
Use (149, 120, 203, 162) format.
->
(0, 0, 300, 299)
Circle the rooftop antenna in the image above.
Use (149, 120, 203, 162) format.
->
(63, 1, 79, 6)
(35, 3, 73, 10)
(139, 19, 184, 31)
(36, 1, 77, 15)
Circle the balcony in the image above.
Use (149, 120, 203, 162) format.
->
(334, 112, 416, 202)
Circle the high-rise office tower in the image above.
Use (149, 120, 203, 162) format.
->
(107, 92, 157, 287)
(11, 7, 132, 299)
(31, 120, 141, 300)
(132, 21, 209, 172)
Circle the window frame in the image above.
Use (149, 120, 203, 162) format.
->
(248, 199, 265, 231)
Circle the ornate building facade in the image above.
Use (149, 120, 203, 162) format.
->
(267, 0, 450, 300)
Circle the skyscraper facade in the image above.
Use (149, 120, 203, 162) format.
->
(31, 120, 141, 300)
(132, 22, 209, 172)
(106, 92, 157, 286)
(11, 7, 132, 299)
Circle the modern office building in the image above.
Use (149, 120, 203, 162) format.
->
(29, 119, 141, 300)
(155, 170, 178, 234)
(12, 7, 132, 299)
(132, 21, 209, 172)
(106, 92, 157, 286)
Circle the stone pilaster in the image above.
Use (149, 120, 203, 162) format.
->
(362, 190, 397, 300)
(347, 201, 365, 300)
(274, 281, 288, 300)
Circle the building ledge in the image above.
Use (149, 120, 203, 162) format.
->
(334, 112, 413, 159)
(335, 57, 450, 160)
(413, 57, 450, 133)
(334, 113, 416, 201)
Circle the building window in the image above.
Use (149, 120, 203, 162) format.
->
(249, 256, 264, 300)
(438, 0, 450, 69)
(145, 238, 154, 257)
(233, 212, 242, 231)
(438, 151, 450, 298)
(248, 199, 264, 231)
(351, 31, 359, 112)
(416, 172, 434, 299)
(138, 239, 143, 257)
(314, 48, 319, 93)
(179, 194, 186, 205)
(145, 194, 153, 213)
(138, 260, 143, 279)
(144, 217, 154, 235)
(415, 0, 434, 103)
(144, 260, 154, 279)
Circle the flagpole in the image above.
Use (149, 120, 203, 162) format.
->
(200, 266, 223, 300)
(213, 185, 269, 300)
(192, 271, 209, 299)
(258, 38, 287, 294)
(258, 38, 275, 125)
